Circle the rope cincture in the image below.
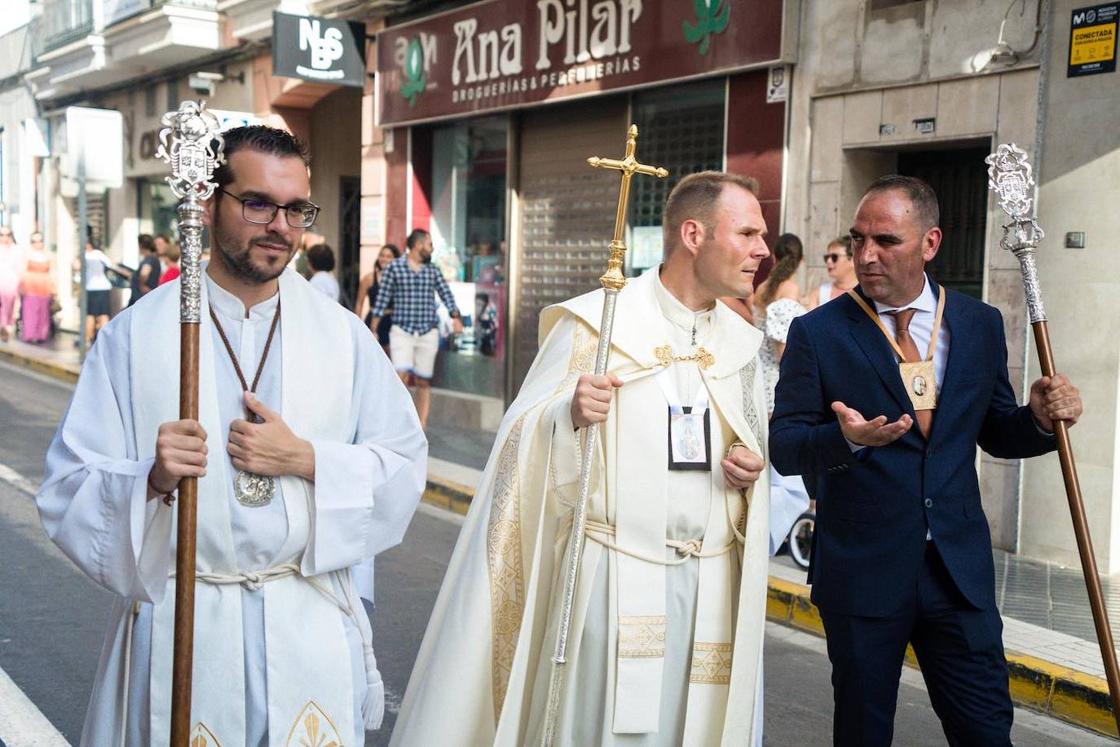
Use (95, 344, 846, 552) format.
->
(584, 519, 740, 566)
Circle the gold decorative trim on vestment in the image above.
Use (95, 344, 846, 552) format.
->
(689, 642, 733, 685)
(284, 700, 342, 747)
(190, 723, 221, 747)
(738, 359, 763, 449)
(487, 414, 527, 721)
(562, 323, 597, 389)
(619, 615, 667, 658)
(654, 344, 715, 370)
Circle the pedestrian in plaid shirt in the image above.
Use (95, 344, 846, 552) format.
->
(370, 228, 463, 428)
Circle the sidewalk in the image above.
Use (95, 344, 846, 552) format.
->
(4, 333, 1118, 738)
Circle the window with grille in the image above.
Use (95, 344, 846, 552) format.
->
(626, 79, 726, 275)
(898, 146, 989, 299)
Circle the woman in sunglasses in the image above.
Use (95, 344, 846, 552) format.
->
(808, 235, 857, 310)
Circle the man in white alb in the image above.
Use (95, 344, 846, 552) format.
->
(37, 125, 427, 746)
(391, 171, 773, 746)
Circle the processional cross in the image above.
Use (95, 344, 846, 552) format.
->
(541, 125, 667, 746)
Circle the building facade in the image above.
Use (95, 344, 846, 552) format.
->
(368, 0, 1120, 571)
(371, 0, 797, 426)
(782, 0, 1120, 571)
(24, 0, 376, 323)
(12, 0, 1120, 572)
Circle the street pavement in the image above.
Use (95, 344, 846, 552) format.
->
(0, 360, 1112, 746)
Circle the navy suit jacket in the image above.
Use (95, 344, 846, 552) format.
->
(769, 278, 1055, 617)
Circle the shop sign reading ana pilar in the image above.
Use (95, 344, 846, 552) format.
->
(377, 0, 784, 126)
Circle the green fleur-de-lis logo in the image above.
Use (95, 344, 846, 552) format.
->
(683, 0, 731, 54)
(400, 37, 427, 106)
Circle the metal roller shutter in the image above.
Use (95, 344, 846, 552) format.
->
(512, 98, 627, 392)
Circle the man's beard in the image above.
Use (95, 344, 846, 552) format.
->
(212, 213, 293, 284)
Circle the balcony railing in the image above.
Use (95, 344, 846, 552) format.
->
(38, 0, 93, 54)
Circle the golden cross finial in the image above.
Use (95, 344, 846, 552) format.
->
(587, 124, 668, 290)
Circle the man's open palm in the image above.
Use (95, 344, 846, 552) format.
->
(832, 401, 912, 447)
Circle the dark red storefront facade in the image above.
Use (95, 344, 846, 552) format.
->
(376, 0, 796, 402)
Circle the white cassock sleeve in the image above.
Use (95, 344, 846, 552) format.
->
(36, 320, 174, 602)
(302, 323, 428, 576)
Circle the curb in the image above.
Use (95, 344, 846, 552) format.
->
(0, 348, 79, 384)
(767, 578, 1119, 738)
(424, 484, 1120, 739)
(6, 345, 1115, 738)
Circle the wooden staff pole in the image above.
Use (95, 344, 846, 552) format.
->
(155, 102, 226, 746)
(987, 144, 1120, 735)
(172, 322, 199, 745)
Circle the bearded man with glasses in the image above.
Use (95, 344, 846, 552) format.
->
(38, 125, 427, 746)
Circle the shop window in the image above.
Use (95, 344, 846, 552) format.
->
(626, 80, 726, 275)
(426, 116, 509, 398)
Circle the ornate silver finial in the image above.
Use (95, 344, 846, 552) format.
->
(985, 143, 1045, 254)
(986, 142, 1047, 323)
(156, 101, 225, 325)
(156, 101, 225, 201)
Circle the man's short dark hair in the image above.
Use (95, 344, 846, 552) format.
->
(862, 175, 940, 232)
(307, 243, 336, 273)
(212, 125, 310, 189)
(406, 229, 430, 251)
(138, 234, 156, 253)
(663, 171, 760, 252)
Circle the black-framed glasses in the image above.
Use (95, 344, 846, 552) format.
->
(218, 188, 320, 229)
(823, 253, 845, 263)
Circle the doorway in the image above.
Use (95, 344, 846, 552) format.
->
(897, 146, 990, 299)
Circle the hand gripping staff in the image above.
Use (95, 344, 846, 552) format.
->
(540, 125, 667, 746)
(987, 143, 1120, 735)
(154, 101, 226, 747)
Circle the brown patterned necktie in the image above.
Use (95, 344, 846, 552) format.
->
(888, 308, 932, 439)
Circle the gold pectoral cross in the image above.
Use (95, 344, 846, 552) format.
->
(587, 125, 669, 291)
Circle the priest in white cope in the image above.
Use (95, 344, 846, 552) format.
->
(36, 126, 427, 747)
(391, 172, 772, 746)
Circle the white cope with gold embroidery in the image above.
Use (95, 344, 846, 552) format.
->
(391, 268, 771, 747)
(37, 267, 427, 747)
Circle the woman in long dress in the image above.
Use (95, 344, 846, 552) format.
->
(19, 232, 55, 343)
(0, 226, 23, 343)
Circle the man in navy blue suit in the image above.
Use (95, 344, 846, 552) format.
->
(770, 175, 1083, 746)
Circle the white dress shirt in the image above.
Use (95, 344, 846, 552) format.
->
(872, 274, 950, 393)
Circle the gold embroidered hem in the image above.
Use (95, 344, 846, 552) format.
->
(618, 615, 668, 658)
(486, 414, 527, 720)
(190, 722, 222, 747)
(284, 701, 342, 747)
(689, 642, 733, 685)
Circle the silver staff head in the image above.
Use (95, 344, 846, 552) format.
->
(986, 143, 1047, 323)
(986, 143, 1045, 256)
(155, 101, 225, 324)
(156, 101, 225, 201)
